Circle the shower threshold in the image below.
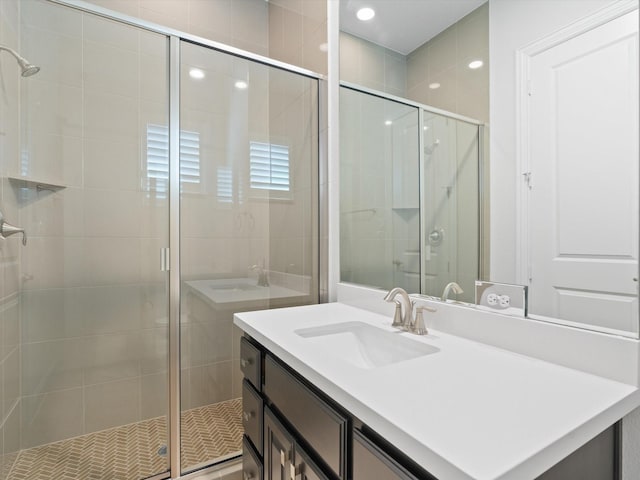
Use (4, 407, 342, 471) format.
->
(6, 398, 242, 480)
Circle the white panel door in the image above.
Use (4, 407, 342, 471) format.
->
(528, 9, 639, 333)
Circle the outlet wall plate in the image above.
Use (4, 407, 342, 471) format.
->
(475, 281, 528, 317)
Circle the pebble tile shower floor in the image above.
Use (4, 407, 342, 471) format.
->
(6, 398, 243, 480)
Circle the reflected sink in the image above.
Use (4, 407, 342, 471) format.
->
(294, 321, 439, 369)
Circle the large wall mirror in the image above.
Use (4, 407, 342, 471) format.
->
(338, 0, 639, 337)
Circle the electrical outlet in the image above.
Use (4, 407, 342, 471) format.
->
(487, 293, 499, 306)
(474, 281, 528, 317)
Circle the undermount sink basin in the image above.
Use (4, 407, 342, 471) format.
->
(294, 321, 439, 369)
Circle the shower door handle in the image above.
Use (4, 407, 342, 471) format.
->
(160, 247, 170, 271)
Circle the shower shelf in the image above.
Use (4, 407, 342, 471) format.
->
(8, 176, 66, 192)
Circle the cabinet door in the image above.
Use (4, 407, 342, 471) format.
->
(353, 430, 430, 480)
(264, 407, 294, 480)
(293, 445, 330, 480)
(243, 435, 263, 480)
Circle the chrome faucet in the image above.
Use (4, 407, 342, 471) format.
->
(383, 287, 414, 329)
(441, 282, 463, 301)
(250, 261, 269, 287)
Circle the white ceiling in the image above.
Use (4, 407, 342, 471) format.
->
(340, 0, 487, 55)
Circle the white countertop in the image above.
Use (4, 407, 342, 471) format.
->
(234, 302, 640, 480)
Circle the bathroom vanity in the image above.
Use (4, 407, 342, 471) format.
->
(234, 302, 640, 480)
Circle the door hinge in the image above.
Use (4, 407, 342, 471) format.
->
(522, 171, 532, 189)
(160, 247, 170, 272)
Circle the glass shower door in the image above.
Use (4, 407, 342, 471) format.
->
(179, 41, 319, 474)
(12, 2, 171, 479)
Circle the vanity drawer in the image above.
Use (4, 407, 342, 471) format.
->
(241, 336, 262, 390)
(353, 430, 426, 480)
(243, 379, 263, 456)
(243, 435, 263, 480)
(263, 355, 347, 480)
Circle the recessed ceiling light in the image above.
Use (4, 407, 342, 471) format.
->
(356, 7, 375, 21)
(468, 60, 483, 69)
(235, 80, 248, 89)
(189, 68, 205, 79)
(385, 120, 392, 126)
(428, 82, 440, 89)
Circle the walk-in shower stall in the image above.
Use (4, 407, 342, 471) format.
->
(0, 1, 319, 479)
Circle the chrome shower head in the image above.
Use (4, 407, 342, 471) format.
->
(0, 45, 40, 77)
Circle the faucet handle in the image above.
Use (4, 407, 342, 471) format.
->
(411, 306, 428, 335)
(391, 300, 404, 327)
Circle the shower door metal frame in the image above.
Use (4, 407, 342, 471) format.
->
(40, 1, 326, 478)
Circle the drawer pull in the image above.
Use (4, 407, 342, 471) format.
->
(280, 449, 291, 467)
(243, 411, 253, 422)
(243, 473, 254, 480)
(240, 358, 253, 368)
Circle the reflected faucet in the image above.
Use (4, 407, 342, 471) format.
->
(250, 261, 269, 287)
(383, 287, 414, 329)
(441, 282, 463, 301)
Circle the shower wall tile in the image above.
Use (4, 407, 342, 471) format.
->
(2, 348, 19, 422)
(84, 377, 140, 433)
(21, 0, 83, 38)
(83, 237, 142, 286)
(82, 332, 141, 386)
(22, 339, 82, 396)
(140, 372, 167, 420)
(20, 289, 84, 343)
(0, 298, 19, 361)
(84, 89, 140, 140)
(84, 189, 142, 237)
(83, 13, 139, 51)
(140, 327, 168, 376)
(83, 40, 140, 98)
(20, 187, 84, 238)
(406, 2, 489, 123)
(22, 80, 83, 139)
(184, 361, 232, 410)
(339, 32, 406, 97)
(139, 0, 190, 33)
(231, 0, 269, 56)
(22, 133, 83, 188)
(187, 0, 232, 45)
(22, 25, 83, 88)
(81, 286, 144, 335)
(3, 400, 20, 455)
(83, 138, 140, 191)
(20, 237, 82, 290)
(140, 53, 168, 103)
(21, 388, 83, 449)
(140, 238, 166, 284)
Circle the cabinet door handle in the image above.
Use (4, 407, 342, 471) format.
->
(280, 449, 286, 467)
(243, 472, 254, 480)
(240, 358, 253, 368)
(242, 411, 253, 422)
